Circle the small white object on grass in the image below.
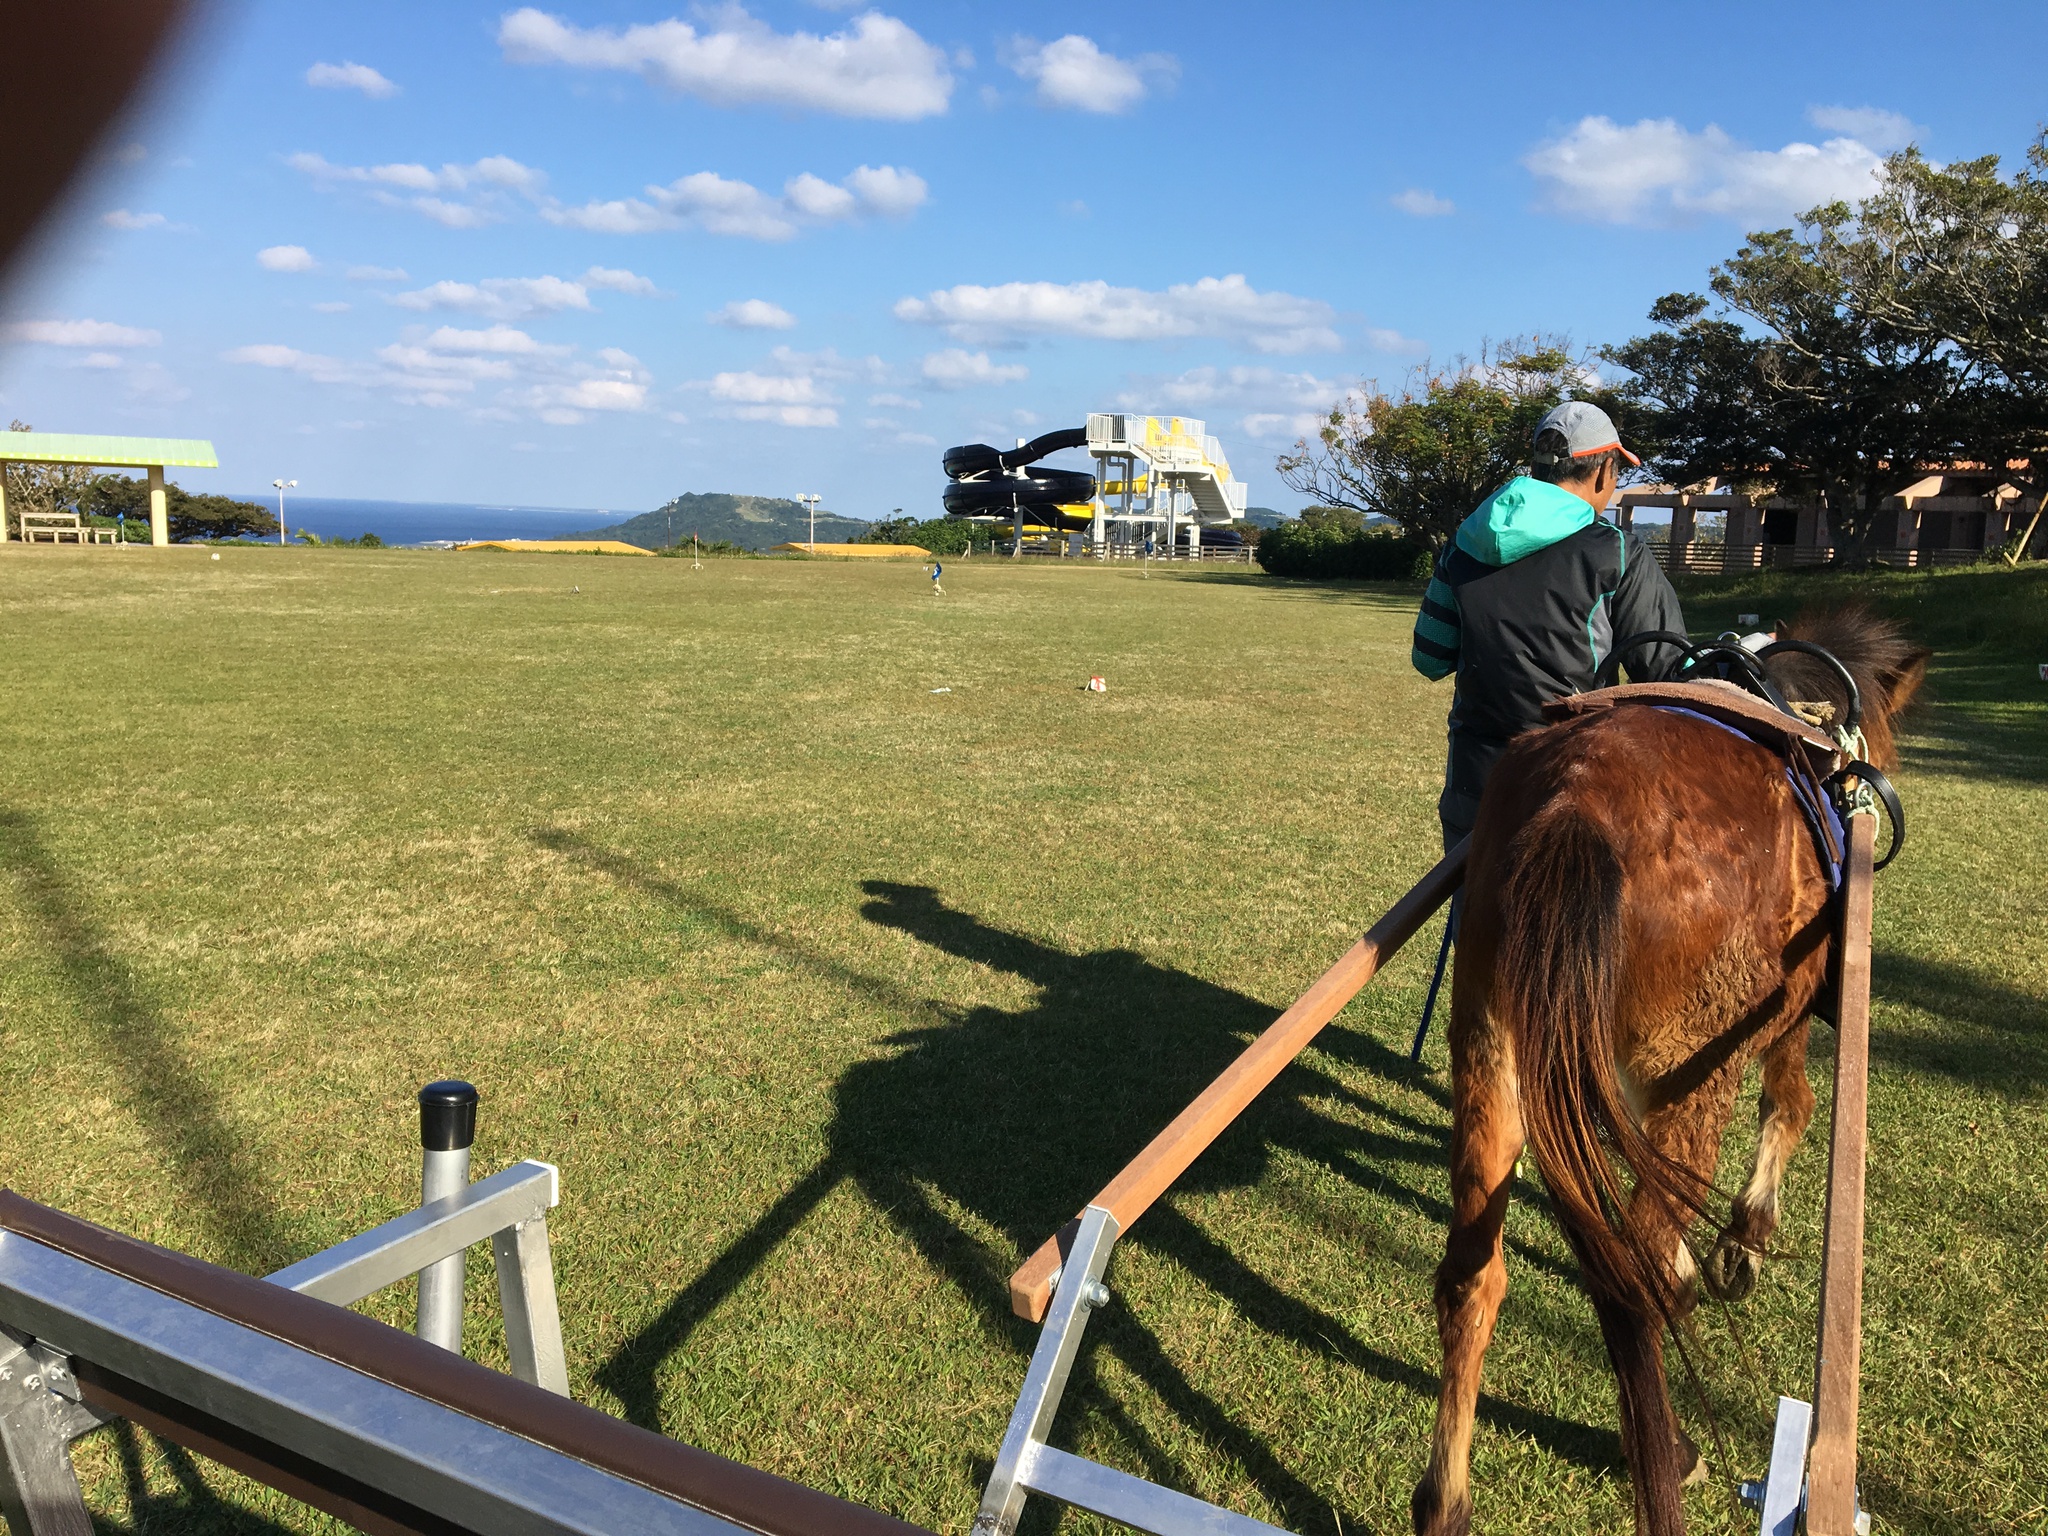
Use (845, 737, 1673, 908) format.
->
(1086, 676, 1107, 693)
(210, 553, 220, 561)
(930, 687, 951, 693)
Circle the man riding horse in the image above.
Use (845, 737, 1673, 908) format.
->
(1410, 401, 1686, 851)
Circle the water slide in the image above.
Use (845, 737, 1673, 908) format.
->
(940, 427, 1096, 530)
(940, 415, 1249, 547)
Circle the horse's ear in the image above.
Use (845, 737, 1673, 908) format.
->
(1880, 647, 1931, 718)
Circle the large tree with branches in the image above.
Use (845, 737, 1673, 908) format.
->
(1276, 339, 1620, 551)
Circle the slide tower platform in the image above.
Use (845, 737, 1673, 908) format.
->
(940, 414, 1250, 556)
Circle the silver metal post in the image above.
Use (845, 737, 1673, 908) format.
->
(416, 1080, 478, 1353)
(973, 1204, 1120, 1536)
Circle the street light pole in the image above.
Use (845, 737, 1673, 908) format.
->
(271, 478, 297, 545)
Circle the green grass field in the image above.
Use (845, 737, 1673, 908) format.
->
(1, 546, 2041, 1535)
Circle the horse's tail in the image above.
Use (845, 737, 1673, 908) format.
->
(1495, 805, 1708, 1323)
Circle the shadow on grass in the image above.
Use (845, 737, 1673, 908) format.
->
(88, 1422, 302, 1535)
(0, 808, 289, 1272)
(530, 832, 1624, 1526)
(1871, 950, 2048, 1097)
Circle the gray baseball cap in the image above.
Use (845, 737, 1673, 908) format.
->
(1533, 400, 1640, 468)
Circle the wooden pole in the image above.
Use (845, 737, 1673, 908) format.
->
(1806, 812, 1876, 1533)
(1008, 842, 1467, 1321)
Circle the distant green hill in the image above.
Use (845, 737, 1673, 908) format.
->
(573, 492, 871, 551)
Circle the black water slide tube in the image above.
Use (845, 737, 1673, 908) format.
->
(942, 426, 1096, 530)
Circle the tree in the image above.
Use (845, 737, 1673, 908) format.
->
(1711, 215, 1976, 561)
(78, 473, 277, 541)
(1276, 338, 1613, 550)
(1815, 135, 2048, 562)
(3, 421, 94, 536)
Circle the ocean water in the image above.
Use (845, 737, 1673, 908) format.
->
(230, 496, 627, 547)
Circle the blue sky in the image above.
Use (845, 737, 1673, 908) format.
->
(3, 0, 2044, 517)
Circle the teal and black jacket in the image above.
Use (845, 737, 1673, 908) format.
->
(1412, 476, 1685, 826)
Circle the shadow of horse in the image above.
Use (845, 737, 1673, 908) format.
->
(532, 837, 1623, 1526)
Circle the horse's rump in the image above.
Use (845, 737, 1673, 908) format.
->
(1477, 706, 1826, 1322)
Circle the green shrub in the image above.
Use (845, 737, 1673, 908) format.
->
(860, 516, 975, 555)
(1255, 513, 1430, 580)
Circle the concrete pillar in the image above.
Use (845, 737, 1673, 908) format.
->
(147, 464, 168, 546)
(1669, 497, 1695, 573)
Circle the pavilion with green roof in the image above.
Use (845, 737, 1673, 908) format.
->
(0, 432, 219, 547)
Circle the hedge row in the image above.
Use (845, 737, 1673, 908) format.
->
(1254, 519, 1431, 580)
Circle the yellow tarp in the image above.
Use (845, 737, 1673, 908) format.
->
(455, 540, 654, 556)
(773, 542, 932, 557)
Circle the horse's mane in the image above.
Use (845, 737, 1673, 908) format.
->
(1764, 604, 1929, 768)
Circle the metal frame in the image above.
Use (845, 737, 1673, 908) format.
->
(265, 1159, 569, 1395)
(972, 1206, 1295, 1536)
(0, 1231, 745, 1536)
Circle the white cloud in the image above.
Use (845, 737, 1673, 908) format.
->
(1365, 327, 1428, 355)
(784, 173, 857, 220)
(709, 299, 797, 329)
(102, 209, 167, 230)
(347, 265, 408, 282)
(1524, 116, 1889, 226)
(843, 163, 927, 216)
(388, 275, 594, 321)
(6, 318, 162, 348)
(312, 301, 352, 314)
(692, 345, 880, 427)
(542, 198, 676, 234)
(290, 152, 545, 227)
(1007, 35, 1175, 113)
(895, 273, 1341, 354)
(582, 265, 659, 295)
(1391, 188, 1453, 218)
(867, 392, 920, 409)
(259, 244, 318, 272)
(1807, 105, 1921, 153)
(497, 6, 953, 120)
(78, 352, 125, 369)
(544, 162, 922, 240)
(921, 348, 1029, 388)
(712, 372, 819, 404)
(227, 326, 650, 421)
(419, 324, 566, 356)
(306, 61, 398, 98)
(224, 343, 359, 384)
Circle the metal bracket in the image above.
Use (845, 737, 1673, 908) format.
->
(1737, 1398, 1867, 1536)
(973, 1206, 1298, 1536)
(0, 1335, 92, 1536)
(265, 1160, 569, 1395)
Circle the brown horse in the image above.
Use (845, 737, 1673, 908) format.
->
(1411, 607, 1927, 1536)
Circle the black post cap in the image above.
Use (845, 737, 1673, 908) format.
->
(418, 1080, 479, 1151)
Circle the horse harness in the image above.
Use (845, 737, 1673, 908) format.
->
(1542, 629, 1907, 889)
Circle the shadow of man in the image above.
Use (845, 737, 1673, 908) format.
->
(584, 862, 1619, 1522)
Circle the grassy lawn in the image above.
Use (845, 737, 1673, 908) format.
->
(0, 546, 2041, 1535)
